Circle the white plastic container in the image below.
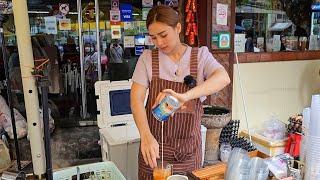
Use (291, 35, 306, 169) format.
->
(201, 125, 207, 167)
(95, 80, 140, 180)
(53, 161, 125, 180)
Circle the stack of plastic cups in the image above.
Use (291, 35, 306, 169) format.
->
(305, 94, 320, 179)
(300, 107, 311, 164)
(225, 148, 250, 180)
(248, 157, 269, 180)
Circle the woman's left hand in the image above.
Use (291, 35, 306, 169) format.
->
(152, 89, 190, 110)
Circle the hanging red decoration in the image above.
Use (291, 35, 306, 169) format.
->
(185, 0, 198, 46)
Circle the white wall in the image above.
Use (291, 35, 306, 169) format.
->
(232, 60, 320, 131)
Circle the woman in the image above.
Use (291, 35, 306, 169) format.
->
(130, 5, 230, 179)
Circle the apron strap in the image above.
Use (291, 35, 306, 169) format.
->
(190, 47, 198, 78)
(151, 49, 159, 78)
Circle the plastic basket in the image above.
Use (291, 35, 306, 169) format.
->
(53, 161, 126, 180)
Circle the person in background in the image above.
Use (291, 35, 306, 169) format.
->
(130, 5, 230, 179)
(109, 39, 124, 63)
(245, 29, 254, 52)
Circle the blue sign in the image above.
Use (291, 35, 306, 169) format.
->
(120, 3, 133, 22)
(135, 46, 145, 55)
(312, 3, 320, 11)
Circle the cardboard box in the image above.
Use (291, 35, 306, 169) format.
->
(240, 130, 287, 156)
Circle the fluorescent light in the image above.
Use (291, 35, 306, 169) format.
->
(28, 11, 49, 14)
(27, 11, 78, 15)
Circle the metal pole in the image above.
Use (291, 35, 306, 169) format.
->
(39, 77, 52, 180)
(0, 14, 21, 171)
(77, 0, 87, 118)
(95, 0, 101, 81)
(12, 0, 46, 176)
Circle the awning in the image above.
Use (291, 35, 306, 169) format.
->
(236, 5, 286, 14)
(269, 22, 292, 31)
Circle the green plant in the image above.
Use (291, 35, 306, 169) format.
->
(279, 0, 313, 27)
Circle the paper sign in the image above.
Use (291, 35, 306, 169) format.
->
(139, 21, 148, 33)
(309, 35, 319, 50)
(234, 34, 246, 52)
(59, 3, 69, 16)
(211, 33, 219, 49)
(111, 25, 121, 39)
(110, 10, 121, 23)
(120, 3, 133, 22)
(142, 0, 153, 7)
(272, 35, 281, 52)
(216, 3, 228, 26)
(124, 22, 138, 35)
(257, 37, 264, 51)
(124, 36, 135, 48)
(145, 35, 154, 46)
(135, 35, 145, 45)
(111, 0, 119, 10)
(142, 8, 151, 21)
(59, 18, 71, 30)
(44, 16, 57, 34)
(165, 0, 178, 7)
(135, 46, 145, 55)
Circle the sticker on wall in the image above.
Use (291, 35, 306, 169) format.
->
(110, 10, 121, 23)
(234, 33, 246, 52)
(216, 3, 228, 26)
(111, 0, 119, 10)
(142, 0, 153, 7)
(111, 25, 121, 39)
(135, 35, 145, 45)
(218, 32, 230, 49)
(165, 0, 178, 7)
(211, 33, 219, 49)
(44, 16, 57, 34)
(135, 46, 145, 55)
(145, 35, 154, 46)
(58, 18, 71, 31)
(120, 3, 133, 22)
(59, 3, 69, 16)
(241, 19, 253, 30)
(142, 8, 151, 21)
(124, 36, 135, 48)
(139, 21, 148, 33)
(124, 22, 138, 35)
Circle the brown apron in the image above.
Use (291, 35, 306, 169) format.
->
(138, 48, 203, 179)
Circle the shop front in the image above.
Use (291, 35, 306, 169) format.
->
(1, 0, 179, 125)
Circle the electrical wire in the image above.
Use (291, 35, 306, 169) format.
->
(234, 52, 252, 142)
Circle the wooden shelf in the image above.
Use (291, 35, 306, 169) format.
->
(234, 51, 320, 63)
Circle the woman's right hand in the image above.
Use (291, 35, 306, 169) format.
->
(140, 132, 160, 168)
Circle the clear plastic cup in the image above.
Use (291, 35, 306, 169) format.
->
(310, 94, 320, 136)
(220, 143, 232, 162)
(153, 161, 172, 180)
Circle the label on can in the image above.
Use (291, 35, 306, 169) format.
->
(152, 95, 180, 121)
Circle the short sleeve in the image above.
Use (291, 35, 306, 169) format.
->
(132, 51, 150, 88)
(199, 46, 224, 79)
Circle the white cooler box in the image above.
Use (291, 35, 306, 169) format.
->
(95, 80, 140, 180)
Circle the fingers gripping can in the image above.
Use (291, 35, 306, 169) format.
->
(152, 95, 180, 121)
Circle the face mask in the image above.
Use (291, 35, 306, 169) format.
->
(85, 47, 91, 53)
